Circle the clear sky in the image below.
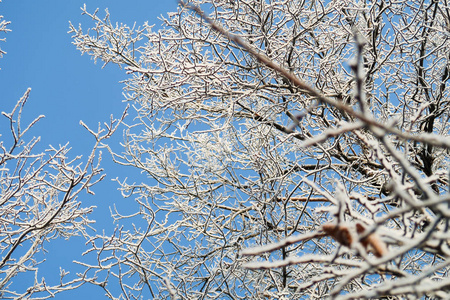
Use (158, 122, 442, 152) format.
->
(1, 1, 178, 298)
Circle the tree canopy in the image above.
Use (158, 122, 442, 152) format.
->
(3, 0, 450, 299)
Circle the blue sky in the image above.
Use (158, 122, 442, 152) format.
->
(0, 1, 178, 298)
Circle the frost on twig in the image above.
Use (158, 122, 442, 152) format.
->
(242, 221, 387, 263)
(0, 6, 10, 60)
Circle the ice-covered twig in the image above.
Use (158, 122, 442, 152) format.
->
(241, 231, 323, 256)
